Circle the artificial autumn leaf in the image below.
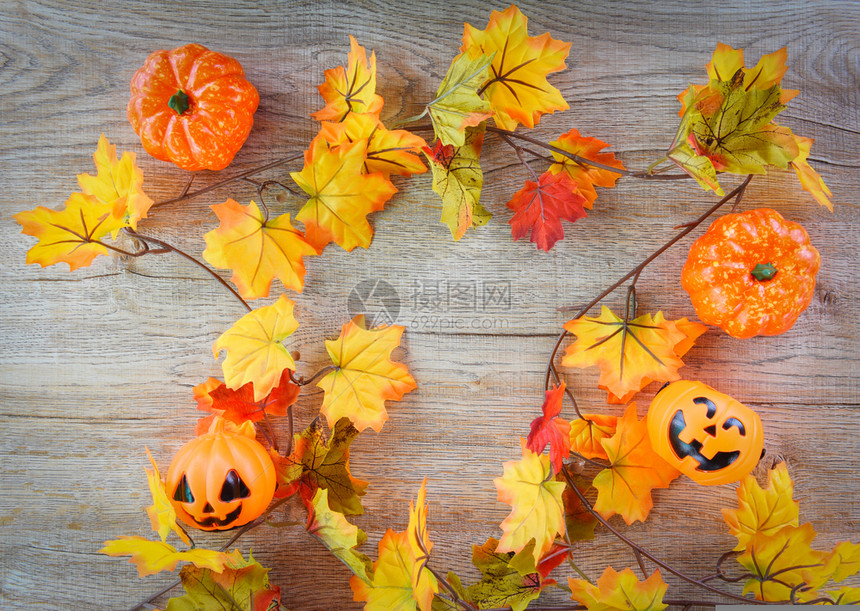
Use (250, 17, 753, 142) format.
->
(548, 129, 625, 209)
(526, 382, 571, 473)
(494, 439, 566, 564)
(562, 306, 704, 403)
(318, 315, 416, 433)
(569, 567, 668, 611)
(508, 171, 587, 251)
(722, 461, 799, 551)
(424, 125, 490, 240)
(213, 294, 298, 401)
(461, 5, 570, 130)
(426, 50, 494, 147)
(305, 487, 373, 584)
(99, 537, 234, 578)
(662, 140, 722, 195)
(202, 198, 317, 299)
(313, 35, 384, 122)
(14, 192, 124, 271)
(592, 404, 679, 525)
(350, 530, 423, 611)
(602, 317, 707, 404)
(569, 414, 617, 460)
(562, 476, 598, 542)
(166, 551, 281, 611)
(193, 371, 299, 436)
(318, 112, 427, 177)
(431, 572, 472, 611)
(77, 134, 153, 231)
(144, 447, 190, 546)
(291, 136, 397, 252)
(465, 538, 547, 611)
(407, 479, 438, 611)
(791, 135, 834, 211)
(276, 417, 368, 515)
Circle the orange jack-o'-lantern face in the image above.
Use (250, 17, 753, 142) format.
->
(646, 380, 763, 485)
(166, 421, 276, 531)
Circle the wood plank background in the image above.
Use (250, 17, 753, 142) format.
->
(1, 1, 858, 609)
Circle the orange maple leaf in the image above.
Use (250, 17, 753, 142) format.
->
(791, 135, 834, 211)
(461, 5, 570, 130)
(213, 295, 298, 401)
(317, 315, 416, 433)
(495, 439, 566, 564)
(406, 479, 437, 611)
(202, 198, 317, 299)
(526, 383, 572, 473)
(192, 370, 299, 433)
(548, 129, 626, 209)
(562, 306, 706, 403)
(570, 566, 668, 611)
(305, 487, 372, 584)
(291, 136, 397, 252)
(313, 35, 384, 122)
(507, 171, 588, 251)
(592, 404, 679, 525)
(317, 112, 427, 177)
(569, 414, 618, 461)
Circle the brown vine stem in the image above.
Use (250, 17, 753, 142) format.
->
(150, 152, 306, 208)
(289, 364, 337, 386)
(124, 228, 252, 312)
(543, 174, 753, 393)
(127, 496, 294, 611)
(560, 468, 768, 605)
(486, 126, 691, 180)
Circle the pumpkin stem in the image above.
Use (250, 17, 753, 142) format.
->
(751, 262, 778, 281)
(168, 90, 191, 116)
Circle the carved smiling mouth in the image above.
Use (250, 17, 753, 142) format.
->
(193, 504, 243, 528)
(669, 410, 740, 472)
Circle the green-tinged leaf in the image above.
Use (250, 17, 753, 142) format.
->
(431, 572, 472, 610)
(99, 537, 235, 578)
(305, 487, 373, 584)
(166, 551, 281, 611)
(424, 125, 490, 240)
(666, 140, 723, 195)
(563, 476, 598, 542)
(465, 538, 544, 611)
(428, 51, 495, 147)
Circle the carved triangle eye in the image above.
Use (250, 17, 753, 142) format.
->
(172, 474, 194, 504)
(220, 469, 251, 502)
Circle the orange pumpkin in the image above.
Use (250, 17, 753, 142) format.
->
(166, 420, 275, 530)
(127, 43, 259, 171)
(646, 380, 763, 485)
(681, 208, 820, 339)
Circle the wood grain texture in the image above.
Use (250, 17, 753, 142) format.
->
(1, 0, 858, 609)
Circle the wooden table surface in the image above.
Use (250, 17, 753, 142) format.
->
(1, 1, 858, 609)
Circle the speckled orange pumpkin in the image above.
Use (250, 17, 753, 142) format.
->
(166, 420, 275, 531)
(681, 208, 820, 339)
(127, 43, 259, 171)
(647, 380, 763, 485)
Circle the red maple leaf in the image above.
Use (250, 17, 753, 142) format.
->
(507, 171, 587, 251)
(193, 370, 299, 434)
(526, 383, 571, 473)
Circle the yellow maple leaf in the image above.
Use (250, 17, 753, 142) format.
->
(291, 136, 397, 252)
(144, 447, 190, 546)
(569, 567, 668, 611)
(77, 134, 153, 231)
(305, 487, 372, 584)
(722, 461, 799, 551)
(562, 307, 702, 403)
(213, 295, 298, 401)
(313, 35, 384, 122)
(99, 537, 234, 577)
(791, 135, 834, 211)
(427, 50, 495, 147)
(548, 129, 625, 209)
(317, 112, 427, 177)
(569, 414, 617, 461)
(592, 404, 679, 525)
(202, 198, 317, 299)
(350, 530, 420, 611)
(494, 439, 566, 564)
(317, 315, 416, 433)
(461, 5, 570, 131)
(406, 479, 437, 611)
(14, 192, 124, 271)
